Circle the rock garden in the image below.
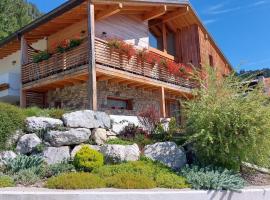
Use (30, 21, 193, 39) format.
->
(0, 71, 270, 190)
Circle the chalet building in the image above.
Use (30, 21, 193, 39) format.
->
(0, 0, 232, 119)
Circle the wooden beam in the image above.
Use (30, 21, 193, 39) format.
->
(87, 1, 97, 111)
(162, 23, 167, 53)
(97, 75, 113, 81)
(160, 87, 166, 118)
(142, 5, 167, 21)
(149, 6, 189, 27)
(95, 3, 123, 21)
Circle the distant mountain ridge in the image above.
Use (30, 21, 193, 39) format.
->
(238, 68, 270, 79)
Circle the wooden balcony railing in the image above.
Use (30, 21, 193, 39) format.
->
(22, 37, 196, 89)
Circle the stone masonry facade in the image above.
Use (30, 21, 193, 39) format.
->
(46, 80, 180, 116)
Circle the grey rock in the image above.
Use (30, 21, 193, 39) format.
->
(62, 110, 110, 129)
(91, 128, 117, 145)
(144, 142, 187, 170)
(5, 130, 24, 149)
(45, 128, 91, 147)
(41, 146, 70, 165)
(71, 144, 101, 158)
(100, 144, 140, 164)
(110, 115, 140, 134)
(16, 134, 42, 154)
(26, 117, 63, 132)
(0, 151, 17, 167)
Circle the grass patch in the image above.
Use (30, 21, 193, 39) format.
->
(106, 138, 134, 145)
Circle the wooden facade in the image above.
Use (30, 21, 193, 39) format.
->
(0, 0, 233, 118)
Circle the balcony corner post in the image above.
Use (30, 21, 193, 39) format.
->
(87, 0, 97, 111)
(20, 36, 28, 108)
(160, 86, 166, 118)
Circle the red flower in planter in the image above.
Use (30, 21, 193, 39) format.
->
(145, 52, 161, 66)
(120, 43, 136, 61)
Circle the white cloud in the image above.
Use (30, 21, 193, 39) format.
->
(203, 19, 218, 25)
(205, 0, 269, 15)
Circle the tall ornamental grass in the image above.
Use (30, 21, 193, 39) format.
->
(185, 68, 270, 171)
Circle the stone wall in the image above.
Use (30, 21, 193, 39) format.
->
(46, 81, 172, 116)
(47, 83, 89, 110)
(97, 81, 161, 116)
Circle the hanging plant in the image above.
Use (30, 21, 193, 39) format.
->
(52, 37, 83, 54)
(33, 51, 52, 63)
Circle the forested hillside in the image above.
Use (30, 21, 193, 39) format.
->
(238, 68, 270, 79)
(0, 0, 42, 40)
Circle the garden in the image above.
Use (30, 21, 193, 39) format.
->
(0, 68, 270, 190)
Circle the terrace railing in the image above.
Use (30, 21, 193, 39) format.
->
(22, 37, 197, 89)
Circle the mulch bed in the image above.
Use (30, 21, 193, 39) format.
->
(241, 166, 270, 186)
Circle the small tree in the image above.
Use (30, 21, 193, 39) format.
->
(138, 106, 160, 134)
(185, 67, 270, 171)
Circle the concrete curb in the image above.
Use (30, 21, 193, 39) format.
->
(0, 187, 270, 200)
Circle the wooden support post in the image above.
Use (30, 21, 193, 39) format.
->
(20, 36, 28, 108)
(162, 23, 167, 53)
(160, 87, 166, 118)
(87, 1, 97, 111)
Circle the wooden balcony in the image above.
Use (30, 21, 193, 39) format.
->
(22, 38, 196, 89)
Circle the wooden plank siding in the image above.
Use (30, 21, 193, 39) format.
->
(175, 24, 200, 67)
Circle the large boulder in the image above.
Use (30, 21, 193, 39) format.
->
(62, 110, 110, 129)
(0, 151, 17, 167)
(71, 144, 101, 159)
(45, 128, 91, 147)
(144, 142, 187, 170)
(26, 117, 63, 132)
(100, 144, 140, 164)
(110, 115, 140, 134)
(5, 130, 24, 149)
(16, 134, 42, 154)
(41, 146, 70, 165)
(91, 128, 117, 145)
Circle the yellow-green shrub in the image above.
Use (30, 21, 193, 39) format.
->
(0, 103, 26, 150)
(46, 172, 105, 189)
(105, 173, 156, 189)
(155, 173, 189, 189)
(73, 146, 104, 172)
(0, 176, 14, 188)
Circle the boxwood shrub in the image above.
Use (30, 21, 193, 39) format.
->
(73, 146, 104, 172)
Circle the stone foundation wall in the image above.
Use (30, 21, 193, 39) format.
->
(97, 81, 161, 116)
(47, 83, 89, 110)
(46, 81, 172, 115)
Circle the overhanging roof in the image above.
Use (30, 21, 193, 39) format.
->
(0, 0, 232, 70)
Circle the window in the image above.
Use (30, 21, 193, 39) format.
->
(167, 32, 176, 56)
(209, 54, 214, 67)
(149, 30, 163, 51)
(107, 97, 133, 110)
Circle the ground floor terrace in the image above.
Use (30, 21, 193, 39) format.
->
(21, 38, 195, 119)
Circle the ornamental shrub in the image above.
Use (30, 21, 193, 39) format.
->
(181, 165, 246, 190)
(23, 107, 65, 119)
(185, 67, 270, 170)
(46, 172, 105, 189)
(45, 163, 75, 177)
(105, 173, 156, 189)
(93, 160, 189, 189)
(0, 103, 26, 150)
(0, 175, 14, 188)
(5, 155, 44, 174)
(155, 172, 189, 189)
(13, 168, 41, 186)
(73, 146, 104, 172)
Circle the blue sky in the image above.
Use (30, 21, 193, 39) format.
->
(29, 0, 270, 71)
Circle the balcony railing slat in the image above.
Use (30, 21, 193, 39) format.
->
(22, 38, 196, 89)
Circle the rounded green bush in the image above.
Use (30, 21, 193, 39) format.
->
(0, 176, 14, 188)
(155, 172, 189, 189)
(105, 173, 156, 189)
(46, 172, 105, 189)
(0, 103, 26, 150)
(73, 146, 104, 172)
